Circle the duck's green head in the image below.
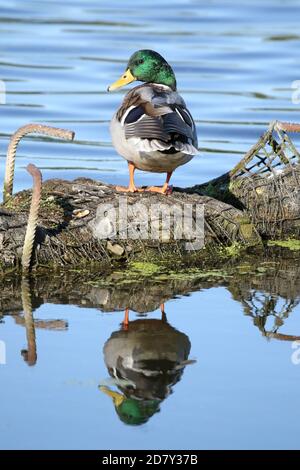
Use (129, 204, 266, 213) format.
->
(116, 398, 160, 426)
(99, 385, 160, 426)
(107, 50, 177, 92)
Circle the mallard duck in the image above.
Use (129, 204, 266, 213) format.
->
(107, 50, 198, 194)
(100, 310, 194, 425)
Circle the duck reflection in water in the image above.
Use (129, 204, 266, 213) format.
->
(100, 306, 195, 426)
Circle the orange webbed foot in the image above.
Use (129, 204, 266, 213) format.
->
(115, 185, 144, 193)
(145, 185, 173, 195)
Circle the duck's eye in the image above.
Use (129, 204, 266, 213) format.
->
(138, 59, 144, 64)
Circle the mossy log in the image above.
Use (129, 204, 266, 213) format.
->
(0, 177, 260, 271)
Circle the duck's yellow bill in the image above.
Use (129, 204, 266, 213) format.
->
(99, 386, 125, 407)
(107, 68, 136, 91)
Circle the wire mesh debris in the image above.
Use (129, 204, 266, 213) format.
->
(229, 121, 300, 238)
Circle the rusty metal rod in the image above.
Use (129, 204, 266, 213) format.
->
(3, 123, 75, 203)
(275, 121, 300, 133)
(22, 164, 42, 271)
(21, 276, 37, 366)
(265, 332, 300, 342)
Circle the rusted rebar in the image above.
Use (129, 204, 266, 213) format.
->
(22, 164, 42, 271)
(265, 332, 300, 342)
(21, 276, 37, 366)
(3, 123, 75, 202)
(275, 121, 300, 133)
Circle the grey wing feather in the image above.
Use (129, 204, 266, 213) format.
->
(162, 112, 194, 141)
(124, 109, 196, 144)
(125, 115, 169, 141)
(122, 86, 198, 153)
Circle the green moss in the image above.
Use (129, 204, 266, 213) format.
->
(268, 239, 300, 251)
(201, 181, 233, 204)
(236, 264, 254, 274)
(129, 261, 165, 276)
(2, 191, 32, 212)
(202, 182, 219, 198)
(1, 189, 68, 230)
(229, 178, 245, 191)
(240, 223, 254, 240)
(83, 265, 231, 289)
(221, 242, 244, 258)
(166, 268, 230, 281)
(256, 266, 267, 273)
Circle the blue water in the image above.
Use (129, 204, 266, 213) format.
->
(1, 0, 300, 192)
(1, 274, 300, 450)
(1, 0, 300, 450)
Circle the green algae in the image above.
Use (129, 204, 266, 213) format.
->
(268, 239, 300, 251)
(129, 261, 165, 276)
